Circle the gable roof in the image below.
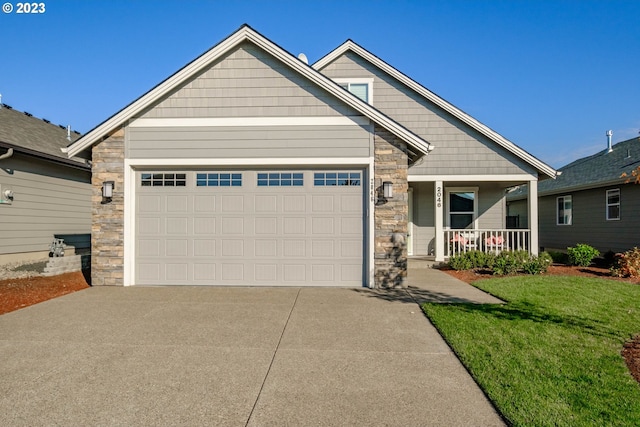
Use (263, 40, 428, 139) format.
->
(314, 40, 557, 179)
(0, 104, 87, 168)
(67, 25, 432, 159)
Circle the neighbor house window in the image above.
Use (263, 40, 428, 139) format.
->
(557, 195, 572, 225)
(448, 189, 477, 229)
(606, 189, 620, 220)
(333, 78, 373, 104)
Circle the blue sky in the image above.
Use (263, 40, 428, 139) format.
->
(1, 0, 638, 168)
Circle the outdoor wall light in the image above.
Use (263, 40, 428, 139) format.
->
(102, 181, 114, 204)
(383, 181, 393, 199)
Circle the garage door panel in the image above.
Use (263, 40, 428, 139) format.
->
(135, 169, 364, 286)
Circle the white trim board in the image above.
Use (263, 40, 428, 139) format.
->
(129, 116, 371, 128)
(409, 174, 537, 182)
(125, 157, 372, 167)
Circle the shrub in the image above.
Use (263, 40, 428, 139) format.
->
(493, 252, 520, 275)
(611, 247, 640, 278)
(567, 244, 600, 267)
(547, 250, 569, 264)
(522, 252, 553, 275)
(448, 254, 472, 271)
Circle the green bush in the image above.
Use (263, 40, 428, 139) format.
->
(567, 244, 600, 267)
(493, 252, 520, 275)
(547, 250, 568, 264)
(522, 252, 553, 275)
(448, 254, 472, 271)
(611, 247, 640, 278)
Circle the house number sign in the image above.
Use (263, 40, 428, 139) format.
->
(436, 186, 442, 208)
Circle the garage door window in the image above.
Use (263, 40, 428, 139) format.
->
(196, 173, 242, 187)
(314, 172, 361, 186)
(141, 173, 186, 187)
(257, 172, 303, 186)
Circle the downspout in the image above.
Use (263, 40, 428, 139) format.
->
(0, 148, 14, 160)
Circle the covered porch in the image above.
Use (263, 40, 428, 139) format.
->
(407, 177, 539, 262)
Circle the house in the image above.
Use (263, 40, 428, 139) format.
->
(0, 104, 91, 264)
(508, 135, 640, 254)
(66, 24, 556, 288)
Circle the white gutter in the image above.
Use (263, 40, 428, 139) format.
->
(0, 148, 14, 160)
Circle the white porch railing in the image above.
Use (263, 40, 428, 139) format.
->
(445, 229, 530, 258)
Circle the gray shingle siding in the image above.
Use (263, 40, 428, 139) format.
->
(318, 51, 537, 176)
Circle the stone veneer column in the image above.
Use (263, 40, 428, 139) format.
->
(374, 124, 409, 288)
(91, 128, 125, 286)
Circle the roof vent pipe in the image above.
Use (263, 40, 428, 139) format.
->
(606, 130, 613, 153)
(0, 93, 2, 108)
(66, 125, 71, 141)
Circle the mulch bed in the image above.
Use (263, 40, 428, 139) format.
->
(441, 264, 640, 386)
(0, 271, 89, 315)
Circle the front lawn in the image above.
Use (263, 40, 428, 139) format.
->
(422, 276, 640, 427)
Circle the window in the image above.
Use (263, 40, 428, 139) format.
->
(314, 172, 361, 186)
(141, 173, 186, 187)
(334, 78, 373, 104)
(557, 195, 572, 225)
(606, 189, 620, 220)
(448, 191, 476, 229)
(196, 173, 242, 187)
(257, 172, 303, 187)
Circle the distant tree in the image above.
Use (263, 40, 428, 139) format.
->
(621, 166, 640, 184)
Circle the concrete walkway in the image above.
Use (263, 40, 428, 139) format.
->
(0, 270, 505, 426)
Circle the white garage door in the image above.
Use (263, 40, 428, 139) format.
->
(135, 169, 365, 286)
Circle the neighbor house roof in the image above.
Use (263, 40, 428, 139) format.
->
(67, 24, 432, 159)
(508, 136, 640, 199)
(314, 40, 557, 180)
(0, 105, 88, 169)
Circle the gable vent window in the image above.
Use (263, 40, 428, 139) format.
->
(314, 172, 361, 186)
(197, 173, 242, 187)
(335, 78, 373, 104)
(606, 189, 620, 220)
(257, 172, 303, 187)
(141, 173, 186, 187)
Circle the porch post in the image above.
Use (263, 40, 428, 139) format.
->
(434, 181, 444, 261)
(528, 179, 539, 255)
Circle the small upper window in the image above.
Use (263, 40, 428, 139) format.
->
(197, 173, 242, 187)
(334, 78, 373, 104)
(606, 189, 620, 220)
(257, 172, 303, 187)
(557, 195, 572, 225)
(141, 173, 186, 187)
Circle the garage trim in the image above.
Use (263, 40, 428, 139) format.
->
(123, 157, 375, 287)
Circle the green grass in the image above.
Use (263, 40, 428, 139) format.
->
(422, 276, 640, 427)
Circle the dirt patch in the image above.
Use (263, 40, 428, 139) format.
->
(442, 264, 640, 386)
(0, 272, 89, 315)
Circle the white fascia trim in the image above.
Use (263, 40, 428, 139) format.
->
(126, 157, 372, 167)
(69, 26, 431, 159)
(129, 116, 370, 128)
(315, 41, 556, 179)
(408, 174, 537, 182)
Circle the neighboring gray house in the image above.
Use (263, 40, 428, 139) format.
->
(0, 104, 91, 264)
(508, 135, 640, 254)
(67, 25, 556, 288)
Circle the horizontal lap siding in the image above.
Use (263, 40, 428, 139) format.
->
(127, 125, 371, 159)
(319, 53, 535, 176)
(411, 182, 435, 255)
(139, 42, 359, 119)
(539, 185, 640, 253)
(0, 154, 91, 255)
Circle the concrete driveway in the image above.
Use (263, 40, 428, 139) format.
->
(0, 280, 505, 426)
